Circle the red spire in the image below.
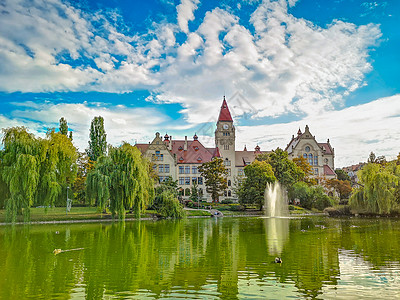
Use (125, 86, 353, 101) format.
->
(218, 96, 233, 122)
(213, 147, 221, 158)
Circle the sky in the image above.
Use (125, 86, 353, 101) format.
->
(0, 0, 399, 168)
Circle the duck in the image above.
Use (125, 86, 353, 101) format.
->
(275, 257, 282, 264)
(53, 249, 62, 255)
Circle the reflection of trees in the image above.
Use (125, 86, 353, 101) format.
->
(1, 218, 400, 299)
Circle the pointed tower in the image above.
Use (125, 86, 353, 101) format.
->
(215, 96, 236, 183)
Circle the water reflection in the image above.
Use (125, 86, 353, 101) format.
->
(263, 217, 289, 256)
(0, 218, 400, 299)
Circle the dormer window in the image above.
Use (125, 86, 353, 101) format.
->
(197, 157, 202, 162)
(179, 157, 184, 162)
(194, 146, 199, 151)
(178, 146, 183, 151)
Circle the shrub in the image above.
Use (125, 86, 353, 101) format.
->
(221, 199, 233, 204)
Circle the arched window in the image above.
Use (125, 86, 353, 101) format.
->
(224, 191, 227, 197)
(303, 153, 307, 159)
(228, 180, 231, 186)
(228, 190, 231, 197)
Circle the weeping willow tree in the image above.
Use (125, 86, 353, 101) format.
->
(35, 129, 78, 207)
(0, 127, 40, 222)
(86, 143, 154, 219)
(0, 127, 78, 222)
(349, 162, 400, 214)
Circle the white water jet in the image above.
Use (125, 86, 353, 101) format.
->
(264, 181, 289, 218)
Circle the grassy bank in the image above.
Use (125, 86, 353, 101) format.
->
(0, 204, 314, 224)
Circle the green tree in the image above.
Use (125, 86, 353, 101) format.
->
(288, 182, 334, 210)
(0, 127, 40, 222)
(87, 116, 107, 161)
(335, 169, 351, 181)
(257, 148, 305, 187)
(35, 129, 78, 207)
(72, 152, 94, 205)
(349, 162, 400, 214)
(237, 160, 276, 210)
(198, 158, 228, 202)
(86, 143, 154, 219)
(59, 117, 68, 135)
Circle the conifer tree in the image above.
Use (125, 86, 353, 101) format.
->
(87, 116, 107, 161)
(59, 117, 68, 135)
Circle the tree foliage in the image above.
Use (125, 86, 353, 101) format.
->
(237, 160, 276, 210)
(198, 158, 228, 202)
(288, 182, 334, 210)
(86, 143, 154, 219)
(335, 169, 351, 182)
(59, 117, 68, 135)
(349, 162, 400, 214)
(0, 127, 78, 222)
(293, 156, 316, 185)
(87, 116, 107, 162)
(72, 152, 94, 205)
(257, 148, 305, 187)
(326, 179, 352, 200)
(152, 181, 184, 219)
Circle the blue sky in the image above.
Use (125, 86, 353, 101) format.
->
(0, 0, 399, 167)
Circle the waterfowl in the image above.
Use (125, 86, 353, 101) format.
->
(275, 257, 282, 263)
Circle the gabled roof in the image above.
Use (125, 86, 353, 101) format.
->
(323, 165, 336, 176)
(134, 144, 149, 154)
(318, 143, 334, 155)
(170, 139, 214, 164)
(218, 97, 233, 122)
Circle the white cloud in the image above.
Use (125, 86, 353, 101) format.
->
(176, 0, 200, 34)
(2, 102, 169, 152)
(235, 94, 400, 167)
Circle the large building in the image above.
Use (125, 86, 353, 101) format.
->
(285, 125, 336, 180)
(136, 97, 335, 201)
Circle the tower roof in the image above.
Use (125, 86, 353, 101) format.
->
(218, 96, 233, 122)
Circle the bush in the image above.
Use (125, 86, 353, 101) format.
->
(221, 199, 233, 204)
(228, 204, 245, 211)
(153, 190, 185, 219)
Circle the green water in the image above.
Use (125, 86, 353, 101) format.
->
(1, 217, 400, 299)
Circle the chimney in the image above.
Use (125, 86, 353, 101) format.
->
(184, 136, 188, 151)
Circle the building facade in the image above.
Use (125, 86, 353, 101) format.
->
(285, 125, 336, 180)
(136, 97, 335, 200)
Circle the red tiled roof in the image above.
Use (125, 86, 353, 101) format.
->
(134, 144, 149, 154)
(218, 98, 233, 122)
(170, 139, 213, 164)
(323, 165, 336, 176)
(319, 143, 333, 155)
(212, 147, 221, 158)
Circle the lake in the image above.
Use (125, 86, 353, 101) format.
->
(1, 216, 400, 299)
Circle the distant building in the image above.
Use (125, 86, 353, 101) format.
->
(285, 125, 336, 180)
(342, 163, 366, 185)
(136, 97, 335, 200)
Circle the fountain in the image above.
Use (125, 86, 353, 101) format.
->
(264, 181, 289, 218)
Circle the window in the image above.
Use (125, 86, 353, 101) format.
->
(179, 177, 184, 185)
(224, 191, 227, 197)
(308, 153, 313, 165)
(227, 169, 231, 176)
(313, 156, 318, 166)
(192, 177, 197, 184)
(179, 166, 184, 174)
(178, 146, 183, 151)
(192, 166, 197, 174)
(314, 168, 319, 175)
(158, 176, 164, 183)
(224, 145, 229, 150)
(303, 153, 307, 159)
(228, 190, 232, 197)
(165, 164, 170, 173)
(154, 151, 163, 161)
(228, 180, 231, 186)
(158, 164, 164, 173)
(238, 168, 244, 176)
(305, 146, 310, 152)
(185, 166, 190, 174)
(224, 159, 231, 166)
(198, 177, 203, 185)
(153, 164, 157, 170)
(185, 177, 190, 185)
